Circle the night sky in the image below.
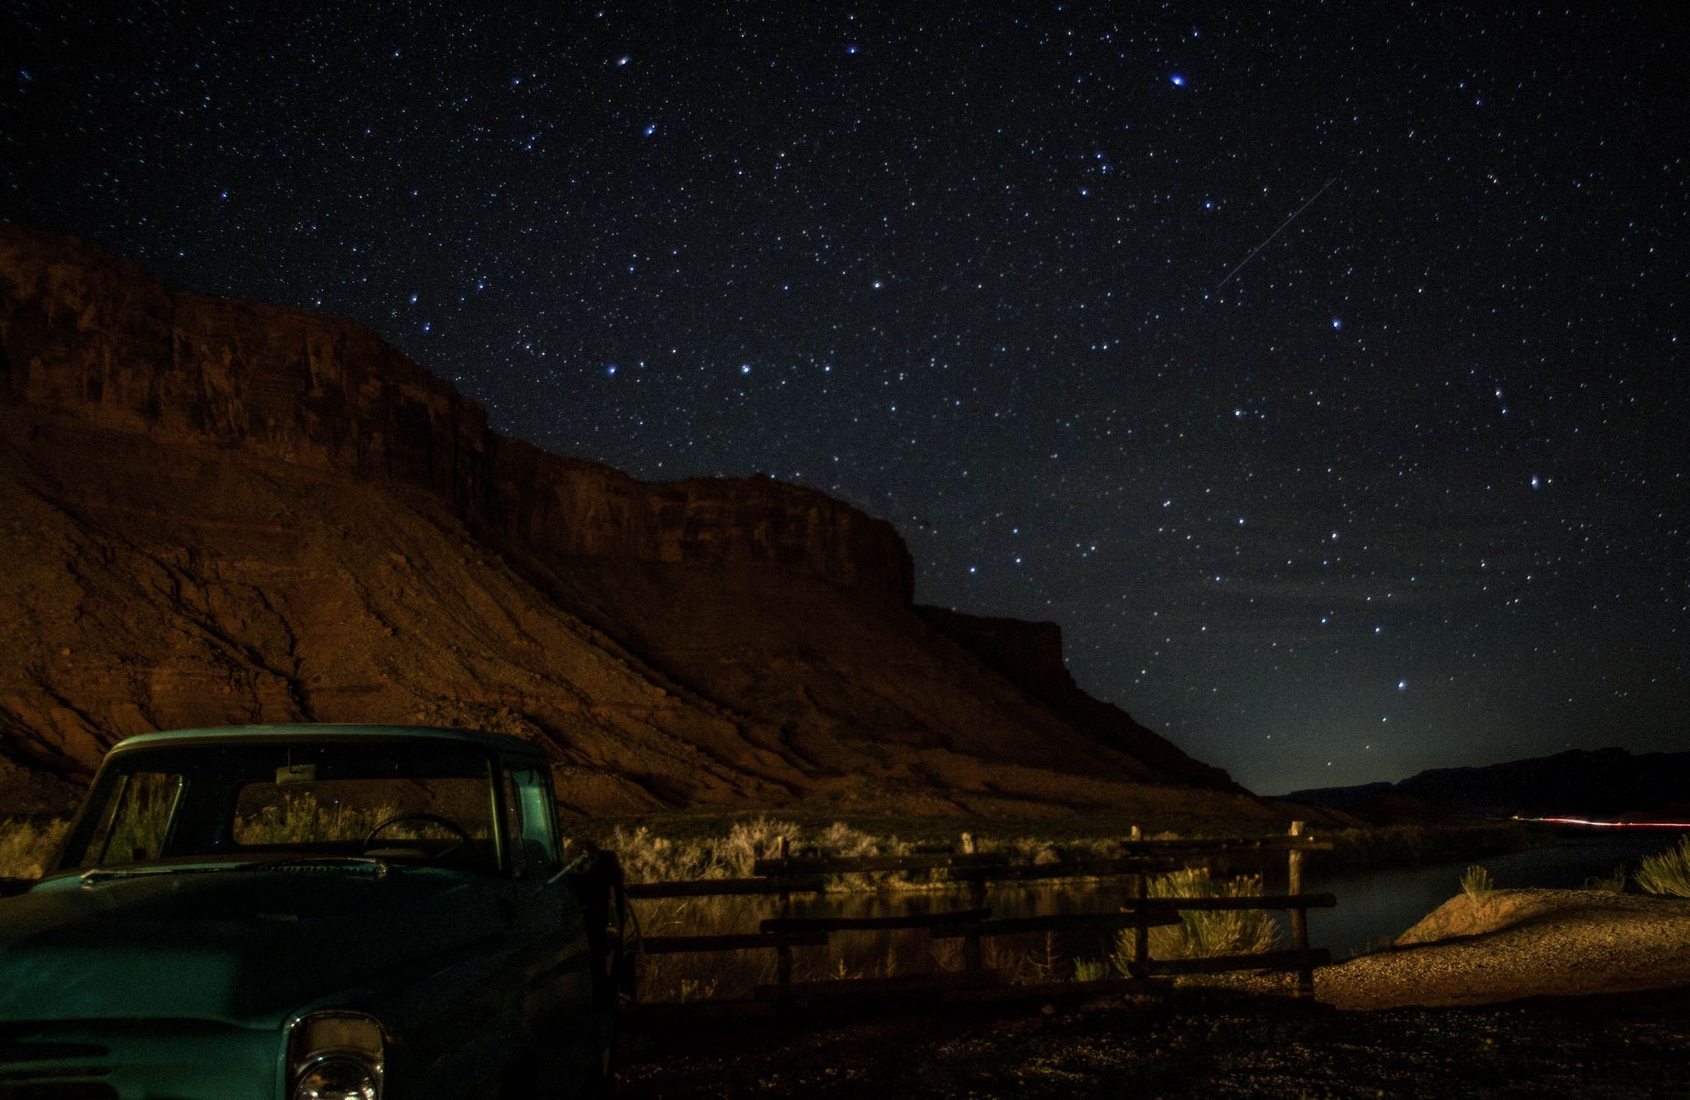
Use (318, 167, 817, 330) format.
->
(3, 4, 1685, 794)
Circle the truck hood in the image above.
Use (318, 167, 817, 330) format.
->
(0, 866, 513, 1027)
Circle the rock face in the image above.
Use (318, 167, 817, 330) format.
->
(918, 608, 1238, 791)
(0, 226, 911, 605)
(0, 222, 1263, 826)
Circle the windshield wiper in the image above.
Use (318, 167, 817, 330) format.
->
(79, 865, 223, 883)
(80, 856, 390, 883)
(234, 856, 391, 876)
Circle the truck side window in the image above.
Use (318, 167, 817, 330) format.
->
(507, 765, 560, 875)
(88, 771, 184, 866)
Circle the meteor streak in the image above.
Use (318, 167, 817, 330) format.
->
(1214, 175, 1339, 291)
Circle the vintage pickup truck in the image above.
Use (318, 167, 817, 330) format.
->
(0, 724, 628, 1099)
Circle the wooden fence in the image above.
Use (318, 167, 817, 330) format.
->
(624, 821, 1335, 1007)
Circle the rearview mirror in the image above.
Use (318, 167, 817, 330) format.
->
(275, 764, 317, 786)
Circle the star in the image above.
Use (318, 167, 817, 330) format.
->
(2, 0, 1675, 801)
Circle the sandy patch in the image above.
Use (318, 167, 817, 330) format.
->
(1317, 888, 1690, 1010)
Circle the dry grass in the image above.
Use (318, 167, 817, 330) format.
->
(616, 816, 939, 1000)
(0, 818, 69, 879)
(597, 816, 1174, 888)
(1583, 864, 1629, 894)
(235, 792, 403, 845)
(605, 815, 822, 883)
(1635, 836, 1690, 898)
(1, 793, 489, 881)
(608, 819, 1288, 1001)
(1109, 867, 1279, 975)
(1461, 864, 1495, 901)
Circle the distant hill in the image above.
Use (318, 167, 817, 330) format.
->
(1280, 747, 1690, 822)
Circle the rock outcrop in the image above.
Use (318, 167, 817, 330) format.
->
(0, 222, 1265, 826)
(0, 225, 911, 605)
(918, 608, 1239, 791)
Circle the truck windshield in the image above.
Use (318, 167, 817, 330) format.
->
(59, 739, 503, 875)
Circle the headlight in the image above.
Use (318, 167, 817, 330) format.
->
(288, 1011, 383, 1100)
(294, 1056, 378, 1100)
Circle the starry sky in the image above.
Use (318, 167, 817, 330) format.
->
(3, 3, 1686, 795)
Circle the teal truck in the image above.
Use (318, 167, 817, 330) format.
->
(0, 725, 628, 1098)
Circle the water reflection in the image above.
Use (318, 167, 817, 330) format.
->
(632, 832, 1690, 998)
(1304, 833, 1689, 957)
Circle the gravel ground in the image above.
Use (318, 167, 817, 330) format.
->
(1319, 889, 1690, 1010)
(618, 987, 1690, 1099)
(621, 890, 1690, 1098)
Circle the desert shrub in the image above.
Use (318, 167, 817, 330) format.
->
(721, 816, 803, 876)
(1018, 933, 1066, 982)
(235, 793, 406, 846)
(1583, 864, 1628, 894)
(1073, 957, 1111, 982)
(1460, 864, 1494, 901)
(1112, 867, 1278, 972)
(1635, 836, 1690, 898)
(616, 822, 1307, 999)
(813, 820, 880, 859)
(606, 825, 725, 883)
(677, 977, 719, 1002)
(0, 818, 69, 879)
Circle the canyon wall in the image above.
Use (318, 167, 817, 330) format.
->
(0, 224, 911, 604)
(0, 222, 1261, 826)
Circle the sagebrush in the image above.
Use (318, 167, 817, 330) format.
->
(0, 818, 69, 879)
(1460, 864, 1493, 900)
(1634, 837, 1690, 898)
(603, 818, 1285, 1001)
(1109, 866, 1279, 976)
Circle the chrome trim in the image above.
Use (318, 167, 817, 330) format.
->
(284, 1010, 385, 1099)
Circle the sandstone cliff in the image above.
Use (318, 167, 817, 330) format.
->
(0, 222, 1265, 827)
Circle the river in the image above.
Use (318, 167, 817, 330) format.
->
(633, 829, 1688, 997)
(763, 830, 1690, 972)
(1304, 830, 1689, 957)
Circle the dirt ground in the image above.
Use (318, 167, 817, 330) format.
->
(1320, 890, 1690, 1010)
(620, 891, 1690, 1098)
(618, 986, 1690, 1099)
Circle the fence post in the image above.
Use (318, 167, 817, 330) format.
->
(775, 835, 793, 992)
(1288, 821, 1313, 999)
(1128, 825, 1149, 976)
(962, 833, 984, 971)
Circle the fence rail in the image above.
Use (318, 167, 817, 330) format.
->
(625, 876, 827, 899)
(626, 821, 1334, 1006)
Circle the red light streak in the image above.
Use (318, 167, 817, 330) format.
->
(1525, 816, 1690, 829)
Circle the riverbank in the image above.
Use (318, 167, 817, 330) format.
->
(1318, 888, 1690, 1010)
(0, 806, 1545, 883)
(621, 886, 1690, 1095)
(569, 813, 1544, 883)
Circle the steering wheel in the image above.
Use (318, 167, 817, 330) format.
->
(362, 812, 472, 859)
